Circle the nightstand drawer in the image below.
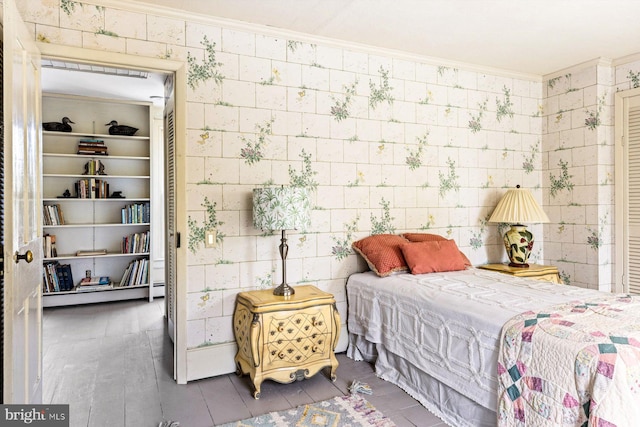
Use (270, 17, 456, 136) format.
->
(265, 307, 331, 343)
(264, 333, 331, 369)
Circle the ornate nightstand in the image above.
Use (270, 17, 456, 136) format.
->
(233, 285, 340, 399)
(478, 263, 561, 284)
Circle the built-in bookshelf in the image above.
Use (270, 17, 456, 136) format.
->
(41, 93, 161, 307)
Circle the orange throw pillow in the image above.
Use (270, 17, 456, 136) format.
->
(402, 233, 471, 266)
(400, 240, 468, 274)
(352, 234, 409, 277)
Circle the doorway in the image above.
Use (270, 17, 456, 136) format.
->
(38, 58, 178, 406)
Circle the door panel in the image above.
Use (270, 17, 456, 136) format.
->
(2, 0, 43, 403)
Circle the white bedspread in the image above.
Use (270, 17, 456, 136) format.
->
(346, 269, 606, 413)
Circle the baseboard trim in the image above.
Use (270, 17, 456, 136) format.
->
(187, 342, 238, 382)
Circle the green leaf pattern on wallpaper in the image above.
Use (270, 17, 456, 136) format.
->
(60, 0, 78, 15)
(438, 158, 460, 197)
(240, 118, 275, 165)
(96, 28, 118, 37)
(420, 214, 435, 230)
(370, 198, 395, 235)
(187, 197, 225, 254)
(331, 215, 360, 261)
(587, 212, 608, 250)
(288, 149, 318, 191)
(405, 131, 430, 170)
(468, 99, 488, 133)
(585, 94, 605, 130)
(522, 140, 540, 174)
(369, 66, 394, 109)
(187, 36, 224, 90)
(549, 159, 574, 198)
(469, 214, 491, 250)
(496, 86, 514, 122)
(628, 70, 640, 89)
(330, 80, 358, 122)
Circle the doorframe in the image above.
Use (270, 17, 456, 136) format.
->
(614, 86, 640, 294)
(35, 43, 189, 383)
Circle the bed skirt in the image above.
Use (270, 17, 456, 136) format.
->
(348, 333, 496, 427)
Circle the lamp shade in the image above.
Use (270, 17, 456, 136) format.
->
(488, 186, 549, 224)
(253, 186, 311, 231)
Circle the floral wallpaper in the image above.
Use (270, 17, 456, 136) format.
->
(17, 0, 638, 372)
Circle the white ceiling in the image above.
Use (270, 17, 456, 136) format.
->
(136, 0, 640, 76)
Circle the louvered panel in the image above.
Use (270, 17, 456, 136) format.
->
(166, 107, 176, 326)
(628, 105, 640, 294)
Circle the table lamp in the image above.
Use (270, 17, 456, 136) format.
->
(488, 185, 549, 268)
(252, 186, 311, 296)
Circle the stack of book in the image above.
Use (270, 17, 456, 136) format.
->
(77, 276, 112, 292)
(77, 138, 108, 155)
(122, 231, 150, 254)
(43, 204, 65, 225)
(43, 234, 58, 258)
(119, 258, 148, 287)
(75, 178, 110, 198)
(43, 262, 74, 292)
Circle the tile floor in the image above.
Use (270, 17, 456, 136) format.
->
(43, 298, 446, 426)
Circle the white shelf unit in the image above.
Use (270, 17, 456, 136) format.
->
(42, 93, 160, 307)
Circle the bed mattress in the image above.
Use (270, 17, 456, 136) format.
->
(346, 268, 606, 425)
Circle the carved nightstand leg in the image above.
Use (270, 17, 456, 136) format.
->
(253, 384, 261, 400)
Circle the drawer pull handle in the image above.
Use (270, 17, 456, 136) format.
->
(311, 346, 318, 353)
(278, 353, 285, 359)
(277, 325, 284, 332)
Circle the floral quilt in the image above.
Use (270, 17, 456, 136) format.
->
(498, 294, 640, 426)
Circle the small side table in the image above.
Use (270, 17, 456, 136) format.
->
(233, 285, 340, 399)
(478, 263, 561, 284)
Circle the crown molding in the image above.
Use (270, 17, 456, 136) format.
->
(90, 0, 542, 82)
(542, 57, 614, 81)
(613, 51, 640, 68)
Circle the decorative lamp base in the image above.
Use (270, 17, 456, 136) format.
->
(273, 283, 295, 297)
(503, 224, 534, 269)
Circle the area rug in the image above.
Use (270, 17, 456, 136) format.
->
(218, 394, 396, 427)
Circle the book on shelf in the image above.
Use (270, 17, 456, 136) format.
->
(77, 139, 108, 156)
(42, 262, 73, 293)
(43, 204, 65, 226)
(122, 230, 150, 254)
(76, 284, 113, 292)
(121, 202, 151, 224)
(83, 159, 107, 176)
(76, 249, 107, 256)
(118, 258, 148, 287)
(79, 276, 111, 286)
(43, 234, 58, 258)
(74, 178, 110, 199)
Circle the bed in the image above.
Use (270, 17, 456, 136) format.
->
(346, 234, 640, 426)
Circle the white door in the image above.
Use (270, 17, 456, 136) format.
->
(2, 0, 44, 403)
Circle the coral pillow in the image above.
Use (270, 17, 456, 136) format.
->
(401, 233, 447, 242)
(401, 233, 472, 266)
(400, 240, 468, 274)
(352, 234, 410, 277)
